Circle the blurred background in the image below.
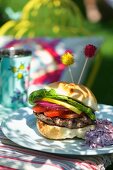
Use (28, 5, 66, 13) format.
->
(0, 0, 113, 106)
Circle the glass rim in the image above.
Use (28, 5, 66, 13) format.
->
(0, 48, 32, 57)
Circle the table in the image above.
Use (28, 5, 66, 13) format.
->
(0, 105, 113, 170)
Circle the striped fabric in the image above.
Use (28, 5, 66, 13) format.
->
(0, 120, 113, 170)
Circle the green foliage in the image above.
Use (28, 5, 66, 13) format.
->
(0, 0, 87, 38)
(0, 1, 9, 25)
(0, 0, 28, 11)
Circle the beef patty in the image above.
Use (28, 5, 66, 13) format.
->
(34, 112, 95, 129)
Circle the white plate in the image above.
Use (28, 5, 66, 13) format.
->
(1, 104, 113, 155)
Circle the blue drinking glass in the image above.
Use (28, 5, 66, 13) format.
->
(0, 48, 32, 109)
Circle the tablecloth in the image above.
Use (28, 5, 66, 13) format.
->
(0, 105, 113, 170)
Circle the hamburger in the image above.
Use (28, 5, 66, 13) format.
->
(28, 82, 98, 140)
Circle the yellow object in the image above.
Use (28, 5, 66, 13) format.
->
(61, 52, 74, 66)
(19, 64, 25, 70)
(42, 98, 81, 114)
(11, 66, 18, 73)
(17, 73, 23, 79)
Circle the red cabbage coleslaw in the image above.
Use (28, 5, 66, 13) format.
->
(85, 119, 113, 148)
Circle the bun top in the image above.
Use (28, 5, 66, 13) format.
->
(47, 82, 98, 111)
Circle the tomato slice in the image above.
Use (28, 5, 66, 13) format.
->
(59, 113, 83, 119)
(32, 105, 47, 112)
(44, 110, 82, 119)
(32, 103, 82, 119)
(44, 110, 62, 118)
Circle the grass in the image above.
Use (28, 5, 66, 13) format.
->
(88, 53, 113, 105)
